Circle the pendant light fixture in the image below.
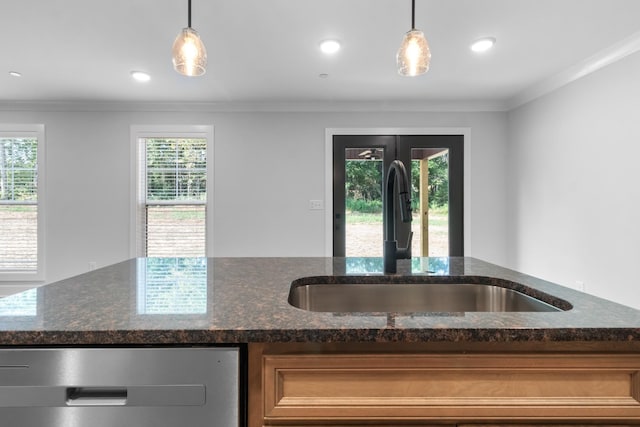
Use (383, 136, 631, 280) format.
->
(172, 0, 207, 77)
(396, 0, 431, 77)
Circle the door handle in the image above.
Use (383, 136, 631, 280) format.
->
(66, 387, 128, 406)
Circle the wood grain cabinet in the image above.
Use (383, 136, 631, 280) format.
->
(248, 343, 640, 426)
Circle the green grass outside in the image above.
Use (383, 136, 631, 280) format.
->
(346, 205, 448, 224)
(147, 206, 205, 221)
(0, 205, 36, 212)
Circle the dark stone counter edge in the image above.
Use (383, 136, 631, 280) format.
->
(2, 328, 640, 346)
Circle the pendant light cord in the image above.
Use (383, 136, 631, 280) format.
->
(411, 0, 416, 30)
(188, 0, 192, 28)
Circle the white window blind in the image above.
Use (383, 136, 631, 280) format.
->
(142, 137, 208, 257)
(0, 137, 39, 273)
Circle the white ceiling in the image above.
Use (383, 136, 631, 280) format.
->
(1, 0, 640, 109)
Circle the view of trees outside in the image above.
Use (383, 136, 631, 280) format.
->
(0, 138, 38, 271)
(346, 154, 449, 211)
(0, 138, 37, 202)
(144, 138, 207, 257)
(420, 154, 449, 209)
(345, 154, 449, 257)
(145, 138, 207, 202)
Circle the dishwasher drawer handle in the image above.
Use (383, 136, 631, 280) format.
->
(66, 387, 128, 406)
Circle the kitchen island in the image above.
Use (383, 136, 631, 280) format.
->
(1, 256, 640, 345)
(2, 256, 640, 425)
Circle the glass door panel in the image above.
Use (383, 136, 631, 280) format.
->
(332, 135, 393, 257)
(398, 134, 463, 257)
(344, 147, 384, 257)
(411, 148, 449, 257)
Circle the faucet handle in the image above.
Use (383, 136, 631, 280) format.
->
(397, 231, 413, 259)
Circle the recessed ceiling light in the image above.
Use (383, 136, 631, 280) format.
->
(319, 73, 329, 79)
(471, 37, 496, 53)
(130, 71, 151, 82)
(8, 71, 22, 77)
(320, 40, 341, 54)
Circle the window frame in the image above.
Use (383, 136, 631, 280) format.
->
(130, 125, 214, 258)
(0, 124, 46, 282)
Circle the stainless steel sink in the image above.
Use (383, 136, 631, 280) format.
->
(288, 280, 566, 313)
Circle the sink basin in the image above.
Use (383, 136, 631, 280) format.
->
(288, 277, 568, 313)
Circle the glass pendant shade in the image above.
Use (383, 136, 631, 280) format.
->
(396, 29, 431, 76)
(172, 27, 207, 76)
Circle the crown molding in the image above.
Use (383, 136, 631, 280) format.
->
(507, 30, 640, 110)
(0, 99, 508, 113)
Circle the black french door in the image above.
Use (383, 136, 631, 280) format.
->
(333, 134, 464, 258)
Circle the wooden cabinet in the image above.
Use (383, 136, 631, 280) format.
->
(248, 343, 640, 426)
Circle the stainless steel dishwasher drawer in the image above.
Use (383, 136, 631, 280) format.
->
(0, 347, 239, 427)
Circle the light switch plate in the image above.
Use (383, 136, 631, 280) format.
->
(309, 200, 324, 210)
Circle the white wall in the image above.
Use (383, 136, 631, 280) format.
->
(0, 108, 508, 291)
(507, 51, 640, 309)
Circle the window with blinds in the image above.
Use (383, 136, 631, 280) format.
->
(140, 136, 208, 257)
(0, 133, 41, 277)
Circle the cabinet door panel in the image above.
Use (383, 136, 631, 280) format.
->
(261, 353, 640, 424)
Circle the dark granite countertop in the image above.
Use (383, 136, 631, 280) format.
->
(1, 257, 640, 346)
